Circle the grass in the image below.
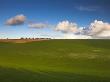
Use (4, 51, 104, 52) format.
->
(0, 39, 110, 82)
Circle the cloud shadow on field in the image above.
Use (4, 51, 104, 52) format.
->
(0, 66, 110, 82)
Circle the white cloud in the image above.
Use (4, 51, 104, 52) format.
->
(55, 20, 110, 39)
(64, 34, 92, 39)
(56, 33, 92, 39)
(91, 31, 110, 39)
(6, 14, 26, 26)
(56, 21, 78, 33)
(75, 6, 99, 11)
(89, 20, 110, 37)
(29, 23, 48, 28)
(4, 15, 110, 39)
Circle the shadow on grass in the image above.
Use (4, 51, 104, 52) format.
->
(0, 67, 110, 82)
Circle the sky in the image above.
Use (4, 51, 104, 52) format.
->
(0, 0, 110, 39)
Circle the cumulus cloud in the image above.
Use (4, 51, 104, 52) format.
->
(28, 20, 110, 39)
(56, 21, 78, 33)
(89, 20, 110, 37)
(4, 15, 110, 39)
(29, 23, 48, 28)
(55, 20, 110, 39)
(6, 14, 26, 26)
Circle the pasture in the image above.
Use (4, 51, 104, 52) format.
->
(0, 40, 110, 82)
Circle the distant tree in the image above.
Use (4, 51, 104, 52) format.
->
(20, 37, 24, 39)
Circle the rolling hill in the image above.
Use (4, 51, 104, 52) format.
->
(0, 39, 110, 82)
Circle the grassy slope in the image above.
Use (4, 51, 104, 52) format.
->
(0, 40, 110, 82)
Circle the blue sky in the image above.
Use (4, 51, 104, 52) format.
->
(0, 0, 110, 39)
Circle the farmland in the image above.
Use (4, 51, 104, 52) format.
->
(0, 40, 110, 82)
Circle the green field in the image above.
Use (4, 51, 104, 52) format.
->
(0, 40, 110, 82)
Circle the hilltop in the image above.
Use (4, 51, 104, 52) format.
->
(0, 38, 51, 43)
